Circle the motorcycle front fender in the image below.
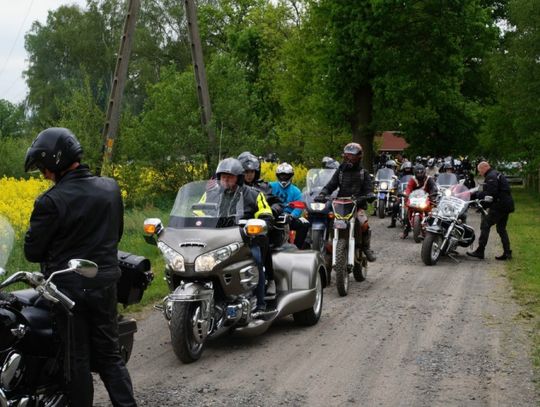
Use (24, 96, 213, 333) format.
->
(310, 220, 327, 230)
(169, 282, 214, 303)
(425, 225, 444, 235)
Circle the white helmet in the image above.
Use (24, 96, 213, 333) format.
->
(276, 162, 294, 188)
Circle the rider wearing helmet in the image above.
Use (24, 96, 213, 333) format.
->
(388, 161, 414, 228)
(23, 128, 136, 406)
(426, 157, 438, 177)
(401, 164, 438, 238)
(269, 163, 310, 250)
(316, 142, 377, 262)
(204, 158, 274, 314)
(385, 159, 397, 173)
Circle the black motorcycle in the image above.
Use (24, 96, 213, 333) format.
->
(0, 218, 152, 406)
(303, 168, 337, 269)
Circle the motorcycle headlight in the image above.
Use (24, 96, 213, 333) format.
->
(310, 202, 326, 211)
(380, 182, 388, 190)
(195, 242, 242, 272)
(444, 189, 452, 197)
(158, 242, 185, 272)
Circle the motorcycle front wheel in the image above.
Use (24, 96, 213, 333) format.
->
(413, 216, 422, 243)
(170, 302, 206, 363)
(377, 199, 386, 219)
(421, 233, 443, 265)
(334, 239, 349, 296)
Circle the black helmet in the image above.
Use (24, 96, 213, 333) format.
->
(442, 162, 454, 172)
(238, 153, 261, 180)
(24, 127, 83, 173)
(215, 158, 245, 185)
(414, 164, 426, 179)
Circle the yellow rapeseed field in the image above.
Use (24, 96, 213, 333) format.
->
(0, 177, 51, 237)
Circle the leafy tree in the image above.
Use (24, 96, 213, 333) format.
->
(480, 0, 540, 167)
(0, 100, 26, 138)
(57, 77, 105, 170)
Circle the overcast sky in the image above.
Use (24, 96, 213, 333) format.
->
(0, 0, 87, 104)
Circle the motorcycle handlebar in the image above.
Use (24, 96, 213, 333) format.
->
(46, 282, 75, 310)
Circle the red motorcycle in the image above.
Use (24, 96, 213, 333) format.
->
(406, 189, 434, 243)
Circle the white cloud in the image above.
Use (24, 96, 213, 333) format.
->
(0, 0, 87, 104)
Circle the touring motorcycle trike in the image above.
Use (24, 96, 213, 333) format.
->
(144, 181, 326, 363)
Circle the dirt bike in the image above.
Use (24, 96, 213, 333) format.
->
(421, 186, 490, 265)
(0, 217, 151, 407)
(144, 181, 327, 364)
(330, 196, 369, 297)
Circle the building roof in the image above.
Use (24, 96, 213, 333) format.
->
(377, 131, 409, 152)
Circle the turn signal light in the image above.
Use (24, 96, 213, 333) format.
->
(246, 224, 264, 235)
(328, 212, 335, 219)
(144, 224, 156, 235)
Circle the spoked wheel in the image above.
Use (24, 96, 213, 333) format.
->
(334, 240, 349, 297)
(421, 233, 443, 265)
(170, 302, 207, 363)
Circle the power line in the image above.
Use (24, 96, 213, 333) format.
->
(0, 0, 35, 79)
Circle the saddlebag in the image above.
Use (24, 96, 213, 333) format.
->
(117, 251, 153, 306)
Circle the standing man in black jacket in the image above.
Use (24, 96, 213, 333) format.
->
(317, 142, 376, 262)
(24, 128, 136, 407)
(467, 161, 515, 260)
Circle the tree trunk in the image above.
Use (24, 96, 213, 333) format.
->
(350, 84, 374, 173)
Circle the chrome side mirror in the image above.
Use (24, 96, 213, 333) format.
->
(0, 268, 5, 277)
(484, 196, 494, 203)
(68, 259, 98, 278)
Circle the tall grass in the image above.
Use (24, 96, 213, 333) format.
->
(506, 186, 540, 369)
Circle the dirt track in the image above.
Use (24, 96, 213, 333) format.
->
(96, 211, 538, 406)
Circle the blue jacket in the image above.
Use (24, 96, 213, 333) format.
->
(269, 182, 303, 218)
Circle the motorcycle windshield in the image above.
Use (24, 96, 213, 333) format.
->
(437, 184, 470, 218)
(399, 175, 413, 193)
(375, 168, 395, 181)
(437, 173, 458, 187)
(169, 181, 245, 229)
(0, 216, 14, 271)
(305, 168, 336, 195)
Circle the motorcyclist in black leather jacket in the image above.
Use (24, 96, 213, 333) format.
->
(316, 143, 377, 262)
(23, 127, 136, 407)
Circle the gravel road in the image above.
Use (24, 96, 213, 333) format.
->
(95, 211, 538, 406)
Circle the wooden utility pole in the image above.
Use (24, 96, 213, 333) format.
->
(99, 0, 140, 175)
(184, 0, 216, 173)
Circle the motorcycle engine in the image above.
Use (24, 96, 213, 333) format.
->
(0, 351, 25, 391)
(0, 307, 24, 352)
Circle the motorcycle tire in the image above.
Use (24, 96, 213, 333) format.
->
(293, 269, 324, 326)
(170, 301, 205, 363)
(377, 200, 386, 219)
(421, 233, 443, 266)
(334, 239, 349, 297)
(353, 249, 367, 282)
(413, 218, 422, 243)
(311, 229, 325, 254)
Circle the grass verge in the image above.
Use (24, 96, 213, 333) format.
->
(506, 186, 540, 373)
